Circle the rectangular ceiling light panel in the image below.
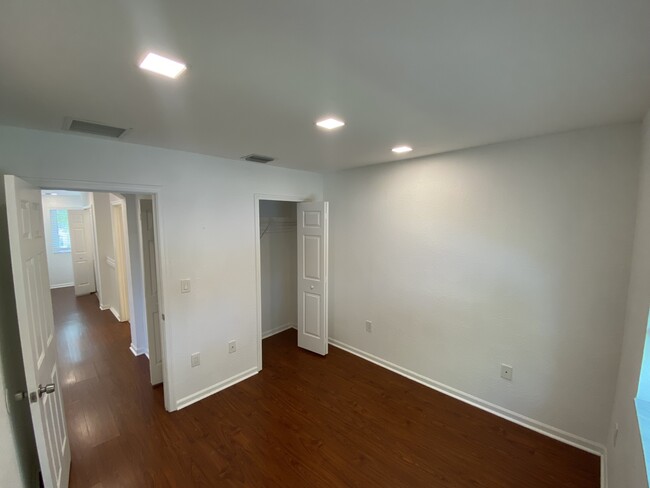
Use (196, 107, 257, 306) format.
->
(139, 52, 187, 78)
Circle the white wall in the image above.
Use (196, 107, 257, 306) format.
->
(41, 192, 89, 288)
(0, 126, 323, 411)
(0, 184, 38, 487)
(324, 124, 641, 448)
(260, 200, 297, 336)
(606, 113, 650, 487)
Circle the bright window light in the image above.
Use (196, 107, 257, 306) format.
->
(139, 52, 187, 79)
(392, 145, 413, 154)
(316, 117, 345, 130)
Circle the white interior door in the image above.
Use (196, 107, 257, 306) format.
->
(69, 208, 96, 296)
(297, 201, 329, 355)
(4, 175, 71, 488)
(140, 199, 163, 385)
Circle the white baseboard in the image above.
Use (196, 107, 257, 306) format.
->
(50, 283, 73, 289)
(110, 306, 122, 322)
(99, 304, 109, 311)
(329, 338, 606, 459)
(176, 367, 258, 410)
(262, 323, 296, 339)
(129, 343, 147, 356)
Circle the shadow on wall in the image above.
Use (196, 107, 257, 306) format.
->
(0, 187, 39, 486)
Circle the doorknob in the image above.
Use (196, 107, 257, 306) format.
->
(310, 285, 315, 289)
(37, 383, 56, 397)
(29, 384, 55, 403)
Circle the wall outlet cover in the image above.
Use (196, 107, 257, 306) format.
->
(228, 341, 237, 354)
(365, 320, 372, 333)
(500, 364, 513, 381)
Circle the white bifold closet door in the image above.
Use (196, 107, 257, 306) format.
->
(296, 201, 329, 356)
(69, 208, 96, 296)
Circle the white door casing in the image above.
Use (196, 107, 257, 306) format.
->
(111, 202, 130, 322)
(69, 209, 96, 296)
(297, 201, 329, 355)
(4, 175, 71, 488)
(140, 199, 163, 385)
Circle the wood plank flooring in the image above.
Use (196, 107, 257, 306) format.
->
(52, 287, 599, 487)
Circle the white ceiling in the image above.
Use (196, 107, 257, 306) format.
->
(1, 0, 649, 172)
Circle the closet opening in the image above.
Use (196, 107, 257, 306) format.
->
(254, 195, 330, 368)
(259, 200, 298, 360)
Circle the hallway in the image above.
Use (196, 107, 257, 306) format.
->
(52, 287, 599, 487)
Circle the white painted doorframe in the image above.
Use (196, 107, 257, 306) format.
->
(110, 197, 131, 323)
(254, 193, 307, 370)
(138, 196, 163, 385)
(22, 177, 174, 412)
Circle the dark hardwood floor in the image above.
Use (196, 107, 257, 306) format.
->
(52, 287, 599, 487)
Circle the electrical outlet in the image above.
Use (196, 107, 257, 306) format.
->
(500, 364, 513, 381)
(228, 341, 237, 354)
(365, 320, 373, 333)
(191, 352, 200, 367)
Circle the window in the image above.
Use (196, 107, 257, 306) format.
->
(50, 209, 71, 253)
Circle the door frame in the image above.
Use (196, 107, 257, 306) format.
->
(23, 177, 174, 412)
(137, 195, 164, 384)
(110, 196, 132, 323)
(254, 193, 308, 370)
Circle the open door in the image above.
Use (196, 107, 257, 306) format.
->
(297, 201, 329, 355)
(140, 199, 163, 385)
(69, 208, 96, 296)
(4, 176, 71, 488)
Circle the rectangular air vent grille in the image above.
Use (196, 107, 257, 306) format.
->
(67, 119, 128, 139)
(243, 154, 275, 164)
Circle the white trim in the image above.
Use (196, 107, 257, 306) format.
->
(329, 338, 606, 458)
(601, 451, 607, 488)
(262, 323, 296, 339)
(24, 176, 175, 412)
(129, 343, 147, 356)
(110, 306, 122, 322)
(99, 303, 110, 311)
(254, 193, 308, 371)
(50, 283, 74, 289)
(176, 367, 258, 410)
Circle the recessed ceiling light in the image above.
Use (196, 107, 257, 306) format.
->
(392, 145, 413, 154)
(139, 52, 187, 79)
(316, 117, 345, 130)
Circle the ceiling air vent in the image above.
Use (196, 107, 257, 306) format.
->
(64, 118, 128, 139)
(242, 154, 275, 164)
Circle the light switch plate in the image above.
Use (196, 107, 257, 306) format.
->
(191, 352, 200, 367)
(181, 279, 191, 294)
